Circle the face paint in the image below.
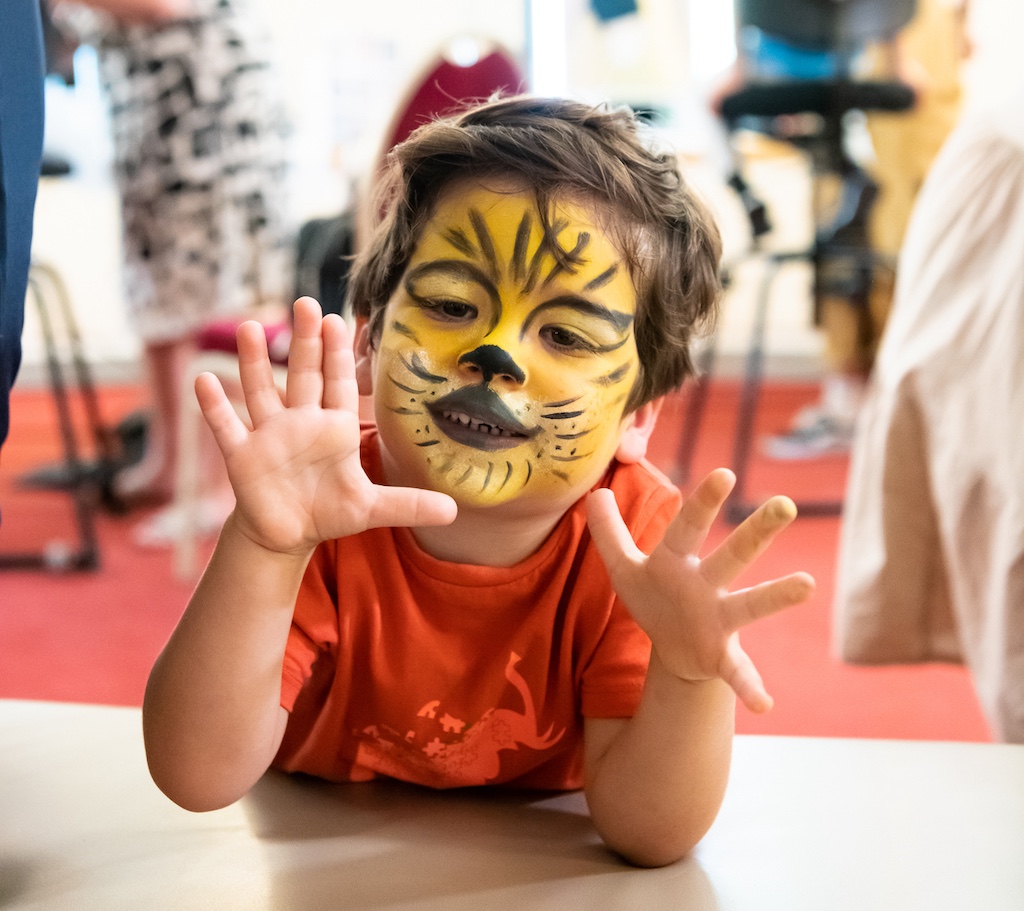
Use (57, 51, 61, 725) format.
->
(370, 184, 641, 510)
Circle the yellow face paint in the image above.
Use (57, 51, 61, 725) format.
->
(369, 183, 641, 510)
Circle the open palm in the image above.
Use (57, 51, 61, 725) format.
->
(587, 469, 815, 713)
(195, 297, 456, 555)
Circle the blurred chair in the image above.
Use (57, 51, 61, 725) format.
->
(1, 257, 133, 572)
(678, 0, 917, 521)
(172, 37, 524, 578)
(353, 37, 525, 247)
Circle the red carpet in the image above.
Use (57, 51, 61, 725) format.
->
(0, 379, 993, 741)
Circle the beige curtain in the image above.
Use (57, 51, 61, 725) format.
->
(835, 91, 1024, 743)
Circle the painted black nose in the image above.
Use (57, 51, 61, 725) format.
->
(458, 345, 525, 384)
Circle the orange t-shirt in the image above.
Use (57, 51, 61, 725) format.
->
(273, 427, 681, 790)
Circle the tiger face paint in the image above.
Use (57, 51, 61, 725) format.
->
(366, 183, 641, 510)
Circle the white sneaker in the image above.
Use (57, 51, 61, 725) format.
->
(133, 499, 230, 548)
(762, 413, 854, 461)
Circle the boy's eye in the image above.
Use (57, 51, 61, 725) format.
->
(540, 325, 596, 354)
(424, 300, 478, 321)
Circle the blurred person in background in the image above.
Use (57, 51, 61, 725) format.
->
(0, 1, 46, 464)
(765, 0, 971, 458)
(51, 0, 290, 523)
(836, 80, 1024, 744)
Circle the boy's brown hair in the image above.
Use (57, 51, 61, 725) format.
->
(348, 95, 721, 411)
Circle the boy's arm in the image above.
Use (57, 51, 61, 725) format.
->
(143, 521, 304, 812)
(143, 299, 456, 812)
(583, 670, 733, 868)
(583, 470, 815, 866)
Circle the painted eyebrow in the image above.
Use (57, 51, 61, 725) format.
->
(403, 260, 498, 301)
(520, 295, 635, 337)
(403, 260, 502, 333)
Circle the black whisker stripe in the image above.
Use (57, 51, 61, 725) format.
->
(524, 461, 532, 486)
(403, 353, 446, 384)
(593, 363, 631, 386)
(555, 429, 592, 440)
(522, 218, 568, 294)
(552, 453, 588, 462)
(543, 396, 581, 408)
(542, 410, 585, 420)
(584, 264, 618, 291)
(455, 466, 473, 485)
(552, 470, 570, 482)
(522, 253, 544, 295)
(542, 232, 590, 287)
(592, 337, 631, 354)
(498, 461, 514, 490)
(444, 228, 475, 257)
(388, 376, 427, 394)
(389, 406, 424, 415)
(469, 209, 499, 280)
(390, 320, 419, 343)
(512, 211, 532, 281)
(483, 462, 494, 490)
(416, 439, 441, 447)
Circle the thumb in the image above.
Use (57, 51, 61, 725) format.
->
(363, 486, 458, 530)
(723, 635, 773, 715)
(586, 488, 645, 580)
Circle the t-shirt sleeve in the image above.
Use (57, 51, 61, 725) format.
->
(280, 541, 340, 711)
(579, 600, 652, 718)
(579, 467, 682, 718)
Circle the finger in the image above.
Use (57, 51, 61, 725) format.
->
(236, 319, 284, 426)
(320, 314, 358, 413)
(363, 486, 458, 530)
(660, 468, 734, 557)
(701, 495, 797, 588)
(285, 297, 326, 408)
(721, 571, 816, 633)
(721, 635, 773, 714)
(586, 488, 646, 580)
(195, 372, 249, 454)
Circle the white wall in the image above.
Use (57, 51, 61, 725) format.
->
(254, 0, 527, 221)
(961, 0, 1024, 114)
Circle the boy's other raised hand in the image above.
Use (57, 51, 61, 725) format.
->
(195, 297, 457, 555)
(586, 469, 815, 714)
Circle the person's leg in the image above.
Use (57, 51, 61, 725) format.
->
(128, 338, 237, 547)
(116, 338, 194, 502)
(0, 0, 45, 455)
(763, 295, 869, 460)
(763, 162, 876, 461)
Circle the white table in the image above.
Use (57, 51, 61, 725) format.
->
(1, 700, 1022, 910)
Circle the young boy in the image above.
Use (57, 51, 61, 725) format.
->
(142, 96, 815, 867)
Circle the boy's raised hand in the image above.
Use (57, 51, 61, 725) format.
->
(586, 469, 815, 714)
(195, 297, 457, 555)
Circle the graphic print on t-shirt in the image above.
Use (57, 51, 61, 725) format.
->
(354, 652, 564, 786)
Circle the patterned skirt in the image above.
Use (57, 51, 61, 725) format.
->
(95, 0, 291, 342)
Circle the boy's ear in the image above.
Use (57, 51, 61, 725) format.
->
(615, 397, 663, 464)
(353, 319, 375, 397)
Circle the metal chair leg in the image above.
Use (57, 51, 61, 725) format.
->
(673, 340, 716, 488)
(725, 256, 778, 523)
(0, 263, 106, 571)
(724, 252, 844, 524)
